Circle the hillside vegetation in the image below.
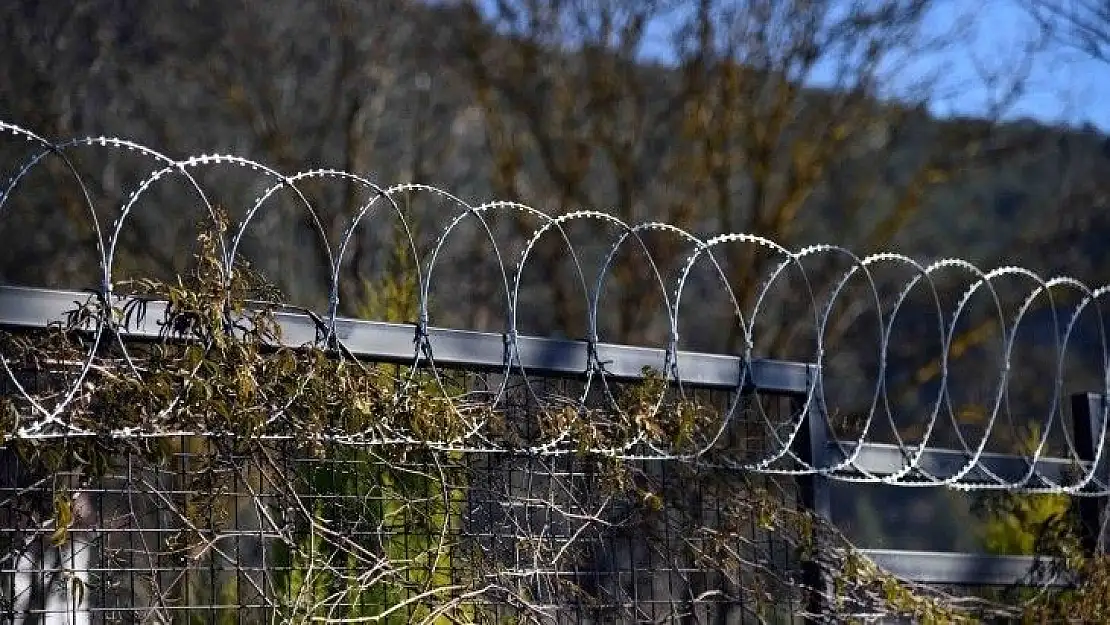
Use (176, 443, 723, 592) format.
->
(3, 0, 1110, 556)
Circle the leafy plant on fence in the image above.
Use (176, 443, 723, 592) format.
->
(270, 203, 482, 623)
(968, 422, 1110, 620)
(976, 425, 1073, 557)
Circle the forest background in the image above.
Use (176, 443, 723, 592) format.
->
(4, 0, 1110, 557)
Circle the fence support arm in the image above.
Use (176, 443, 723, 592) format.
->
(1072, 392, 1107, 554)
(795, 366, 833, 623)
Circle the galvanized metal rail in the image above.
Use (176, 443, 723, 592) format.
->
(0, 284, 813, 393)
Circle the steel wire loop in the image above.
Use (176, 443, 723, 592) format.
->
(1, 120, 1108, 495)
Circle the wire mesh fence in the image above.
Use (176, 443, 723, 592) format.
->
(1, 357, 808, 624)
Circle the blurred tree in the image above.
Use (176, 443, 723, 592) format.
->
(1023, 0, 1110, 62)
(451, 0, 1046, 352)
(1015, 0, 1110, 277)
(0, 0, 472, 313)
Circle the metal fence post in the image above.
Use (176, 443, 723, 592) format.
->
(1071, 392, 1107, 555)
(795, 365, 833, 622)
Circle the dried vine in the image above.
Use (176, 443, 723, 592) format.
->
(0, 216, 1102, 624)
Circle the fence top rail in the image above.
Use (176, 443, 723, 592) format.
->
(0, 284, 813, 394)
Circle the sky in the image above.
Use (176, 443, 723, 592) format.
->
(912, 0, 1110, 131)
(481, 0, 1109, 132)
